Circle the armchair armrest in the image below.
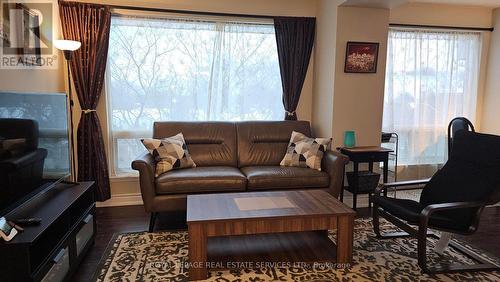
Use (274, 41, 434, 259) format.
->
(420, 201, 485, 218)
(0, 148, 47, 170)
(322, 150, 349, 198)
(419, 201, 485, 230)
(131, 153, 156, 212)
(375, 178, 431, 195)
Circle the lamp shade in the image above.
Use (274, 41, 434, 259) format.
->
(54, 40, 81, 51)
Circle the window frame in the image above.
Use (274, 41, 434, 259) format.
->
(104, 11, 282, 177)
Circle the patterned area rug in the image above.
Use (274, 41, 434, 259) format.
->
(93, 218, 500, 282)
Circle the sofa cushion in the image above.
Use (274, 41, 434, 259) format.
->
(155, 166, 246, 195)
(153, 122, 237, 167)
(236, 121, 312, 167)
(241, 166, 329, 190)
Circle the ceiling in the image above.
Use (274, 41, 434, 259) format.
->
(341, 0, 500, 9)
(409, 0, 500, 7)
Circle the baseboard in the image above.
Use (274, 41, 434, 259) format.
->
(97, 193, 144, 207)
(96, 192, 370, 209)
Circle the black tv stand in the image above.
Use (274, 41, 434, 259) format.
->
(60, 180, 79, 186)
(0, 182, 95, 282)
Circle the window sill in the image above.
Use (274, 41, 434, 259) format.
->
(110, 174, 139, 183)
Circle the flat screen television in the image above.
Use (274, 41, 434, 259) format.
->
(0, 92, 70, 217)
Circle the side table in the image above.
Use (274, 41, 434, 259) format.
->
(339, 146, 393, 210)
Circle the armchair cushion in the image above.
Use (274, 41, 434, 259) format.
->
(418, 131, 500, 227)
(373, 195, 470, 232)
(241, 166, 329, 190)
(421, 131, 500, 206)
(155, 166, 246, 195)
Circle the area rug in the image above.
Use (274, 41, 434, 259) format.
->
(93, 218, 500, 282)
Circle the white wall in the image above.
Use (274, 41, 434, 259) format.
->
(311, 0, 343, 137)
(332, 7, 390, 147)
(390, 3, 493, 28)
(482, 8, 500, 135)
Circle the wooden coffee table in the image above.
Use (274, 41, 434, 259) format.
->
(186, 189, 356, 281)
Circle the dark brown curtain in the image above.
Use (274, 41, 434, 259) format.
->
(274, 17, 316, 120)
(59, 1, 111, 201)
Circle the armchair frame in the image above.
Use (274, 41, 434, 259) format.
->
(373, 180, 500, 273)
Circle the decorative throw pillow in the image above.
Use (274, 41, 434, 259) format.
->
(280, 131, 331, 171)
(141, 133, 196, 177)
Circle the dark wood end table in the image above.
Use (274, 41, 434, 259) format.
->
(339, 146, 393, 210)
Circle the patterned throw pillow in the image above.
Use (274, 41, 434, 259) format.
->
(141, 133, 196, 177)
(280, 131, 331, 171)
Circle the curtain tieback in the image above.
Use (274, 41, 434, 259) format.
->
(285, 110, 296, 116)
(82, 109, 97, 114)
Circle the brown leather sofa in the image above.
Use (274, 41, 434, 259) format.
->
(132, 121, 349, 231)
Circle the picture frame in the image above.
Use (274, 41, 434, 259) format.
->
(344, 41, 379, 73)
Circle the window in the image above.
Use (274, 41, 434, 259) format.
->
(106, 14, 283, 175)
(383, 28, 481, 165)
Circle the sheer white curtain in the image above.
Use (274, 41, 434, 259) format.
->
(107, 15, 283, 174)
(383, 28, 481, 165)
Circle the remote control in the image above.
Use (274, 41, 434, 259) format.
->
(11, 218, 42, 226)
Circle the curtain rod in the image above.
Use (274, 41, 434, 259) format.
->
(108, 4, 280, 20)
(389, 23, 493, 32)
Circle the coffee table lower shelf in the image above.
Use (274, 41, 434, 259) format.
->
(207, 231, 339, 269)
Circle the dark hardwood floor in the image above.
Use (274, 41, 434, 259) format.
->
(72, 205, 500, 282)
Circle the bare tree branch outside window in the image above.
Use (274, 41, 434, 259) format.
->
(107, 16, 283, 174)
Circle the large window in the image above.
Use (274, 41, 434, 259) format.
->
(383, 28, 481, 165)
(107, 14, 283, 175)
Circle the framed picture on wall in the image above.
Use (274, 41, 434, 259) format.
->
(344, 41, 379, 73)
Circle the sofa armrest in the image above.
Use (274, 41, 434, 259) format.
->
(131, 153, 156, 212)
(322, 150, 349, 198)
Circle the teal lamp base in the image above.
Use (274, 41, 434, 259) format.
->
(344, 131, 356, 148)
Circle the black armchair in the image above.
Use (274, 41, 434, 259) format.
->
(0, 119, 47, 211)
(372, 130, 500, 273)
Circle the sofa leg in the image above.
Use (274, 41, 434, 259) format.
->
(149, 212, 157, 233)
